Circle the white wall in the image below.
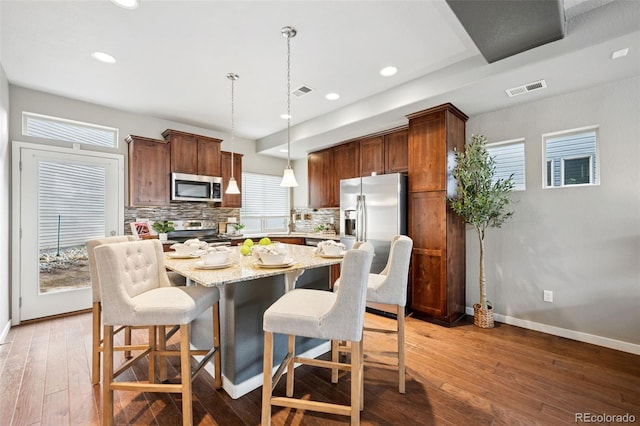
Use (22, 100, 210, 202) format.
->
(0, 64, 10, 340)
(466, 76, 640, 349)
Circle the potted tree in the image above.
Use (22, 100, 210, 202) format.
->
(448, 134, 515, 328)
(151, 220, 175, 241)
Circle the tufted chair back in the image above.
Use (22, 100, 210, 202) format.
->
(87, 235, 137, 303)
(95, 239, 172, 326)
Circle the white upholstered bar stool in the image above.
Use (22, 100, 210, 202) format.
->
(261, 249, 373, 425)
(95, 239, 222, 426)
(332, 235, 413, 393)
(87, 235, 138, 385)
(87, 235, 186, 384)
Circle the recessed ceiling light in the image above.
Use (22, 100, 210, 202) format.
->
(279, 149, 289, 153)
(611, 48, 629, 59)
(109, 0, 138, 9)
(91, 51, 116, 64)
(280, 113, 291, 119)
(325, 93, 340, 100)
(379, 66, 398, 77)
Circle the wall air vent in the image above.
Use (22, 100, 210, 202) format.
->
(506, 79, 547, 98)
(292, 85, 314, 98)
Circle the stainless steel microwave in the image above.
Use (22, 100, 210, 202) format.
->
(171, 172, 222, 202)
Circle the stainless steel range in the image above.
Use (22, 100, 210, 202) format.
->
(167, 220, 231, 245)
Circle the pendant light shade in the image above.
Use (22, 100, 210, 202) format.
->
(281, 166, 298, 187)
(226, 176, 240, 194)
(226, 73, 241, 195)
(280, 26, 298, 187)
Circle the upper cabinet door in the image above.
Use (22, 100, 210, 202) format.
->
(308, 149, 333, 208)
(168, 132, 198, 175)
(360, 136, 384, 176)
(163, 129, 222, 176)
(384, 129, 408, 174)
(198, 138, 221, 176)
(407, 104, 467, 193)
(126, 135, 170, 206)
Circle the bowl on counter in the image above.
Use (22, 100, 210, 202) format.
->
(170, 243, 196, 256)
(201, 250, 230, 265)
(258, 251, 286, 265)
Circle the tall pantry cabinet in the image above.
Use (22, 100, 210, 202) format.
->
(407, 103, 468, 326)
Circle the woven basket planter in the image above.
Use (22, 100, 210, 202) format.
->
(473, 303, 494, 328)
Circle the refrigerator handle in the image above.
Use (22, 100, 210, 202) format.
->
(356, 194, 367, 242)
(362, 194, 367, 241)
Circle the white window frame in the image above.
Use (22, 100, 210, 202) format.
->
(485, 137, 526, 191)
(22, 111, 119, 148)
(542, 125, 600, 189)
(240, 172, 290, 234)
(561, 155, 594, 186)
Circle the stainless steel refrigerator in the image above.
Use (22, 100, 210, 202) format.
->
(340, 173, 408, 275)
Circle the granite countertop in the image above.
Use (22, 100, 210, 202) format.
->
(229, 232, 339, 241)
(164, 244, 342, 287)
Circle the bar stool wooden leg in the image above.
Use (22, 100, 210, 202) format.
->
(92, 302, 102, 385)
(351, 338, 362, 425)
(180, 324, 193, 426)
(261, 331, 274, 426)
(157, 326, 167, 382)
(103, 325, 114, 426)
(213, 303, 222, 389)
(331, 339, 339, 383)
(398, 305, 406, 394)
(286, 335, 295, 397)
(148, 326, 157, 384)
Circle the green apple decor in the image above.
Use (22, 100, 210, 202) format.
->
(448, 134, 515, 328)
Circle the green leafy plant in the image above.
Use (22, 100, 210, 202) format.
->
(234, 223, 245, 231)
(448, 134, 515, 310)
(151, 220, 175, 233)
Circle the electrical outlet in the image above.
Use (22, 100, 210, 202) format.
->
(543, 290, 553, 303)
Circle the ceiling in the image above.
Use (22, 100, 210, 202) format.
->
(1, 0, 638, 160)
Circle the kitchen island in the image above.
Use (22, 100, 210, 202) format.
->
(164, 244, 342, 398)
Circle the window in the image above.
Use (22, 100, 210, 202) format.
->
(23, 112, 118, 148)
(240, 172, 290, 233)
(543, 127, 599, 187)
(485, 138, 526, 191)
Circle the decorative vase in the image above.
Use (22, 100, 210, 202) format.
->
(158, 233, 168, 242)
(473, 303, 494, 328)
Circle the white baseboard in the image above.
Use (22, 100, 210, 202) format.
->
(195, 341, 331, 399)
(465, 307, 640, 355)
(0, 319, 11, 344)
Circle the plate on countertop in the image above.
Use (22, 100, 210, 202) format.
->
(166, 252, 201, 259)
(315, 251, 345, 259)
(254, 258, 296, 269)
(192, 260, 235, 270)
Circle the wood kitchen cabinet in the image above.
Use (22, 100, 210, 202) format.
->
(308, 148, 334, 208)
(162, 129, 222, 177)
(360, 136, 384, 176)
(332, 141, 360, 205)
(126, 135, 171, 206)
(384, 129, 408, 173)
(407, 103, 468, 326)
(220, 151, 243, 208)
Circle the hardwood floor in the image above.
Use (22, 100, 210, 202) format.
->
(1, 311, 638, 425)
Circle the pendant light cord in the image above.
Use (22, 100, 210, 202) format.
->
(286, 29, 292, 168)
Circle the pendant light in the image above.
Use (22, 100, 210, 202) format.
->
(225, 73, 241, 194)
(280, 26, 299, 187)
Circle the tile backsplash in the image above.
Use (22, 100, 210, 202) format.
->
(125, 204, 340, 235)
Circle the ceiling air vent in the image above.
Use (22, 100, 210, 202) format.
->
(506, 79, 547, 98)
(292, 85, 314, 98)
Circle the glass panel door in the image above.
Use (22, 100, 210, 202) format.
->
(18, 145, 123, 321)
